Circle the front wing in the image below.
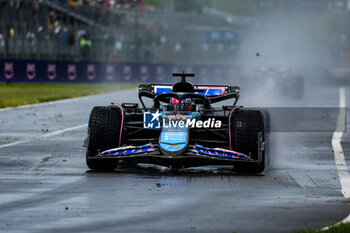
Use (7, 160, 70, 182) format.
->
(87, 143, 258, 168)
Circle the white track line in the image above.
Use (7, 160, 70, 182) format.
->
(0, 124, 87, 149)
(333, 87, 350, 198)
(323, 87, 349, 230)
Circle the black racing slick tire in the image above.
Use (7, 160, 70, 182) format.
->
(86, 106, 123, 171)
(231, 110, 266, 174)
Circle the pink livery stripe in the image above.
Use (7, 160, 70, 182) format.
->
(113, 103, 124, 147)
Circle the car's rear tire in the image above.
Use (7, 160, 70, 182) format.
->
(231, 110, 266, 174)
(86, 106, 123, 171)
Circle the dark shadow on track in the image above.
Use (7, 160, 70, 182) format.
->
(86, 163, 265, 177)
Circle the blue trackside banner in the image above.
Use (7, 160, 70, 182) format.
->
(0, 60, 239, 83)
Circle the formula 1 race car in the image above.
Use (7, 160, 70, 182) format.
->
(85, 72, 270, 173)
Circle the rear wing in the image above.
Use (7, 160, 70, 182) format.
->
(138, 84, 240, 108)
(153, 85, 227, 98)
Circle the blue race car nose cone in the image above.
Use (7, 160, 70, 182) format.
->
(158, 114, 190, 156)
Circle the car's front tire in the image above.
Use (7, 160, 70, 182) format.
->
(86, 106, 123, 171)
(231, 110, 267, 174)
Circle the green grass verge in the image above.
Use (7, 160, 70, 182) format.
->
(293, 223, 350, 233)
(0, 83, 137, 108)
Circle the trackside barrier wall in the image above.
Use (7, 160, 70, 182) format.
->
(0, 60, 239, 83)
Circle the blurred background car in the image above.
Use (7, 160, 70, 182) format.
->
(240, 65, 304, 99)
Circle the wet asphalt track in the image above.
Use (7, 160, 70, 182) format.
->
(0, 78, 350, 233)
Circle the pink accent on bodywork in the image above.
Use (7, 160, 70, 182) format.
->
(228, 106, 241, 149)
(171, 98, 180, 104)
(216, 147, 248, 158)
(113, 104, 124, 146)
